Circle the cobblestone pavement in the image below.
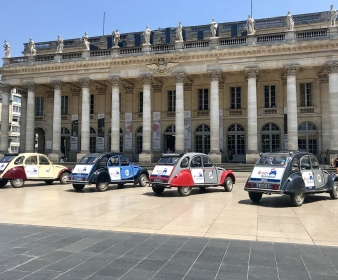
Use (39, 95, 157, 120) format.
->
(0, 223, 338, 280)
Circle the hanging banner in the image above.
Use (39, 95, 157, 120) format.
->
(184, 111, 191, 150)
(125, 113, 133, 150)
(97, 113, 105, 150)
(219, 110, 223, 150)
(153, 112, 161, 150)
(71, 114, 78, 150)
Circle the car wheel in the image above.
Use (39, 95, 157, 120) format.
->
(152, 186, 165, 194)
(199, 186, 206, 191)
(44, 180, 53, 185)
(178, 186, 192, 196)
(96, 181, 109, 192)
(73, 184, 85, 191)
(117, 184, 124, 188)
(224, 177, 233, 192)
(10, 179, 24, 188)
(330, 181, 338, 199)
(138, 174, 148, 187)
(249, 192, 262, 203)
(0, 180, 8, 187)
(290, 193, 305, 207)
(59, 172, 70, 184)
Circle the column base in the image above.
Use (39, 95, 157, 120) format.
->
(77, 152, 89, 162)
(139, 152, 153, 163)
(208, 152, 222, 164)
(48, 152, 62, 162)
(246, 151, 259, 164)
(175, 40, 184, 51)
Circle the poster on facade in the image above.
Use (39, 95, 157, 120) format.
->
(71, 114, 78, 150)
(125, 113, 133, 150)
(184, 111, 191, 150)
(219, 110, 223, 150)
(153, 112, 161, 150)
(97, 114, 104, 150)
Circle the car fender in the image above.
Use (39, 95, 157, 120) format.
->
(90, 169, 110, 183)
(220, 170, 236, 185)
(56, 168, 72, 180)
(326, 174, 338, 191)
(170, 170, 194, 187)
(135, 169, 149, 182)
(281, 173, 306, 193)
(2, 166, 27, 180)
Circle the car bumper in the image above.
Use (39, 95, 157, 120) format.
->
(244, 187, 284, 194)
(148, 182, 171, 188)
(67, 180, 90, 185)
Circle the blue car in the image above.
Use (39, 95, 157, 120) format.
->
(68, 153, 149, 192)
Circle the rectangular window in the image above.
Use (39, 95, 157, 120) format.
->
(230, 87, 241, 109)
(12, 126, 20, 132)
(12, 116, 20, 123)
(198, 89, 209, 110)
(90, 95, 94, 114)
(139, 92, 143, 113)
(61, 96, 68, 115)
(168, 90, 176, 112)
(35, 97, 44, 116)
(13, 106, 21, 113)
(264, 85, 276, 108)
(300, 83, 312, 106)
(13, 96, 21, 103)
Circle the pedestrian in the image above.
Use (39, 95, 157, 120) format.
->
(228, 148, 234, 162)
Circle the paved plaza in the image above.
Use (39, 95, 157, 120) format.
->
(1, 172, 338, 279)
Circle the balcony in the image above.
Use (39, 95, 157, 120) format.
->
(260, 108, 280, 115)
(225, 109, 246, 116)
(35, 116, 45, 121)
(298, 106, 316, 114)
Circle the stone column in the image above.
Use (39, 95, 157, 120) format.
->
(25, 81, 36, 152)
(108, 75, 121, 152)
(245, 67, 259, 163)
(19, 91, 27, 152)
(0, 83, 11, 154)
(284, 64, 299, 151)
(49, 80, 63, 161)
(208, 69, 222, 163)
(139, 74, 153, 162)
(174, 72, 185, 153)
(78, 77, 91, 160)
(327, 61, 338, 159)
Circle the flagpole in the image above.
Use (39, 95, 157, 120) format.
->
(251, 0, 252, 17)
(103, 12, 105, 35)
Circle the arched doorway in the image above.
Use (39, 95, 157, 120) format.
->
(195, 124, 210, 153)
(261, 123, 280, 152)
(136, 126, 142, 161)
(108, 128, 123, 152)
(227, 124, 246, 162)
(298, 122, 317, 155)
(164, 125, 175, 152)
(61, 127, 70, 158)
(34, 127, 45, 153)
(90, 127, 96, 153)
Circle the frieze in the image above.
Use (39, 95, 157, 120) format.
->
(152, 83, 163, 93)
(326, 61, 338, 74)
(145, 58, 179, 74)
(70, 87, 81, 96)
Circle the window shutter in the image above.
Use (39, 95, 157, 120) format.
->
(231, 24, 238, 37)
(134, 34, 141, 46)
(197, 30, 204, 40)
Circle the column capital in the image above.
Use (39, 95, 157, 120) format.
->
(123, 84, 135, 94)
(0, 83, 11, 94)
(326, 61, 338, 74)
(245, 67, 259, 78)
(173, 72, 185, 83)
(108, 75, 121, 86)
(24, 81, 36, 91)
(21, 90, 28, 98)
(284, 64, 299, 76)
(319, 73, 329, 83)
(46, 90, 54, 98)
(78, 77, 91, 88)
(207, 69, 221, 81)
(140, 74, 152, 85)
(51, 79, 63, 90)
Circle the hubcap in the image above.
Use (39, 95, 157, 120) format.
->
(295, 193, 304, 203)
(182, 187, 189, 193)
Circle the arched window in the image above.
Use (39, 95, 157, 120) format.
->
(195, 124, 210, 153)
(61, 127, 70, 135)
(298, 122, 317, 155)
(90, 127, 96, 153)
(136, 126, 143, 154)
(108, 128, 123, 152)
(227, 124, 245, 156)
(261, 123, 280, 153)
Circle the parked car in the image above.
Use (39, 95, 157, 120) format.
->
(244, 151, 338, 207)
(0, 153, 71, 188)
(148, 153, 235, 196)
(68, 153, 149, 192)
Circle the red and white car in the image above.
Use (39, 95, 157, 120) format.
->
(148, 152, 235, 196)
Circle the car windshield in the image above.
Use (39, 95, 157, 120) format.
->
(0, 155, 16, 163)
(79, 156, 98, 164)
(257, 155, 289, 166)
(158, 156, 180, 165)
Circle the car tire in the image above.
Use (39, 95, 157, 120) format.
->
(73, 184, 85, 191)
(96, 181, 109, 192)
(10, 179, 24, 188)
(290, 193, 305, 207)
(117, 184, 124, 188)
(152, 186, 165, 194)
(178, 186, 192, 196)
(0, 180, 8, 187)
(224, 177, 233, 192)
(59, 172, 70, 184)
(199, 186, 206, 191)
(44, 180, 53, 185)
(330, 181, 338, 199)
(249, 192, 262, 203)
(138, 174, 148, 187)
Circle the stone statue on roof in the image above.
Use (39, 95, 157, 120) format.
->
(210, 18, 218, 37)
(176, 22, 183, 41)
(142, 25, 151, 44)
(245, 15, 256, 35)
(329, 5, 338, 26)
(4, 40, 11, 58)
(112, 29, 120, 47)
(81, 32, 90, 50)
(28, 38, 36, 55)
(286, 10, 294, 31)
(56, 35, 64, 53)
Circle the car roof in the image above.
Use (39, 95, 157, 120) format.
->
(161, 152, 210, 158)
(260, 151, 312, 157)
(83, 153, 122, 158)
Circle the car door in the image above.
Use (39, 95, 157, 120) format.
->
(24, 155, 39, 179)
(310, 156, 325, 189)
(38, 155, 54, 179)
(107, 156, 121, 181)
(190, 155, 204, 185)
(202, 155, 218, 184)
(300, 156, 315, 190)
(120, 156, 133, 179)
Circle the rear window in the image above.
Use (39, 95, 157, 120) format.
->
(0, 155, 16, 163)
(79, 157, 98, 164)
(158, 157, 180, 165)
(257, 155, 289, 166)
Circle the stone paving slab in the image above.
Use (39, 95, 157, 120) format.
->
(0, 224, 338, 280)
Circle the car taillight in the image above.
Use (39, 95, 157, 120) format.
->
(246, 182, 252, 188)
(272, 184, 279, 190)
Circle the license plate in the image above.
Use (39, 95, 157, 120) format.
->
(153, 179, 163, 183)
(258, 183, 271, 189)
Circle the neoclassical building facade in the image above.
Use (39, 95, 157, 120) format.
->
(1, 8, 338, 163)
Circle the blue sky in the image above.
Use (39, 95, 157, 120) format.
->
(1, 0, 336, 57)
